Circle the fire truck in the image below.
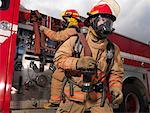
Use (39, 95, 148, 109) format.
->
(0, 0, 149, 113)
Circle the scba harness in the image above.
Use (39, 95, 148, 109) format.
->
(62, 33, 115, 106)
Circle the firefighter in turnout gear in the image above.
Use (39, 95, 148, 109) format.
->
(40, 9, 82, 41)
(54, 0, 124, 113)
(39, 9, 83, 109)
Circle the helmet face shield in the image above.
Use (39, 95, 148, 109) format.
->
(91, 15, 113, 39)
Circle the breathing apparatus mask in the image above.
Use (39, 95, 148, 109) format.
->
(61, 14, 71, 28)
(61, 20, 69, 28)
(91, 14, 114, 39)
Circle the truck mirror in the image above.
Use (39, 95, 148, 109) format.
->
(0, 0, 10, 10)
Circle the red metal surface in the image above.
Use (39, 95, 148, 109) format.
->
(19, 11, 31, 23)
(0, 0, 20, 112)
(3, 34, 17, 113)
(109, 33, 150, 58)
(0, 38, 10, 111)
(124, 58, 150, 69)
(0, 0, 17, 25)
(33, 22, 41, 55)
(108, 33, 150, 68)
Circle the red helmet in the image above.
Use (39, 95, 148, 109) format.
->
(87, 0, 120, 21)
(62, 9, 80, 21)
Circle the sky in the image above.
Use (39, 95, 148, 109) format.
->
(20, 0, 150, 44)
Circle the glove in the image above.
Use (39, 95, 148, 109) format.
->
(39, 25, 46, 32)
(30, 15, 37, 22)
(110, 88, 123, 105)
(76, 56, 96, 70)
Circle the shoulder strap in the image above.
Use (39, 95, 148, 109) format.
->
(77, 33, 92, 57)
(72, 33, 92, 58)
(100, 39, 115, 107)
(106, 39, 115, 74)
(72, 35, 82, 58)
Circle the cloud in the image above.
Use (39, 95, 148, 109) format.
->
(114, 0, 150, 43)
(20, 0, 150, 44)
(20, 0, 97, 19)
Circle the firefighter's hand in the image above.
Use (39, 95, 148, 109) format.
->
(76, 56, 96, 70)
(30, 15, 37, 22)
(39, 25, 46, 32)
(111, 89, 123, 105)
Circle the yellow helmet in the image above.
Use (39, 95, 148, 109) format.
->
(62, 9, 80, 21)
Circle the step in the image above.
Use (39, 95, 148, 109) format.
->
(11, 108, 57, 113)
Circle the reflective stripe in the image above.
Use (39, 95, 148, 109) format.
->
(18, 23, 33, 30)
(109, 83, 121, 88)
(109, 79, 121, 83)
(51, 95, 61, 100)
(0, 29, 11, 36)
(65, 90, 85, 102)
(65, 90, 102, 102)
(12, 24, 18, 32)
(0, 24, 18, 37)
(0, 36, 8, 43)
(121, 51, 150, 64)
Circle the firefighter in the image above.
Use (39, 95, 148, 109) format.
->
(39, 9, 84, 109)
(54, 0, 124, 113)
(39, 9, 82, 41)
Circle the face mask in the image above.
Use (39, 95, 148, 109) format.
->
(92, 15, 113, 39)
(61, 20, 69, 28)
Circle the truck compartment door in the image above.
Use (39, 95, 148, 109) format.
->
(0, 0, 20, 113)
